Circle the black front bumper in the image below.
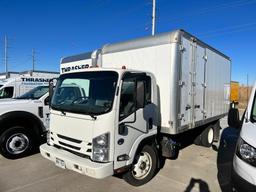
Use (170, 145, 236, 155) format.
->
(232, 168, 256, 192)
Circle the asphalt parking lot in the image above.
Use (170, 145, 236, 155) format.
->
(0, 118, 240, 192)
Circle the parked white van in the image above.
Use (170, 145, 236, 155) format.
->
(229, 83, 256, 191)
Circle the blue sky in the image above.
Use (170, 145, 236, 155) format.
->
(0, 0, 255, 85)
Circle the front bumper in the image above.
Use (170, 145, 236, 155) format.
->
(40, 144, 113, 179)
(232, 167, 256, 192)
(232, 155, 256, 191)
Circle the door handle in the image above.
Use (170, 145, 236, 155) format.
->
(118, 123, 126, 135)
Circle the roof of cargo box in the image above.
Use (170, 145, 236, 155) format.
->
(0, 71, 19, 75)
(102, 29, 230, 61)
(61, 51, 92, 64)
(20, 70, 59, 74)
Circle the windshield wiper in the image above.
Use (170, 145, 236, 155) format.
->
(52, 103, 67, 115)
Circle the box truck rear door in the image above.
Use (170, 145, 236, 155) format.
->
(193, 44, 206, 123)
(179, 38, 193, 127)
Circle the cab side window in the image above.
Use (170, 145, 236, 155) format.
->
(0, 86, 14, 98)
(119, 80, 136, 120)
(119, 74, 151, 120)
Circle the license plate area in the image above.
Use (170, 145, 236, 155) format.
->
(55, 158, 66, 169)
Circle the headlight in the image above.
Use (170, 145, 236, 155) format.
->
(92, 133, 109, 162)
(236, 138, 256, 166)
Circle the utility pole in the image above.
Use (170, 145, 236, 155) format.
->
(152, 0, 156, 36)
(4, 35, 8, 76)
(247, 74, 249, 104)
(32, 48, 35, 71)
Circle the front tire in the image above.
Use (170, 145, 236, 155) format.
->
(0, 126, 35, 159)
(123, 145, 159, 186)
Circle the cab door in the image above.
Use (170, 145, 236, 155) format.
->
(114, 72, 155, 169)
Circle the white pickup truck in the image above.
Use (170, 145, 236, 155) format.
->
(0, 86, 51, 159)
(229, 83, 256, 191)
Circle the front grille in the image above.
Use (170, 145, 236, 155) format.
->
(54, 133, 92, 157)
(57, 134, 82, 144)
(54, 144, 90, 159)
(58, 141, 81, 150)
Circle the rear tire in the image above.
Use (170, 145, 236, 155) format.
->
(0, 126, 35, 159)
(201, 126, 214, 147)
(123, 145, 159, 186)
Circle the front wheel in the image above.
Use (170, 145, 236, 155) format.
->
(123, 145, 159, 186)
(0, 126, 35, 159)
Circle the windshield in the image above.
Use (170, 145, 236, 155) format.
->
(51, 71, 118, 115)
(17, 86, 48, 99)
(0, 86, 14, 99)
(251, 91, 256, 122)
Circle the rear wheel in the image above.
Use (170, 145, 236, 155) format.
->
(201, 126, 214, 147)
(123, 145, 159, 186)
(0, 126, 35, 159)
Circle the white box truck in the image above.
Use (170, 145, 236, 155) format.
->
(228, 82, 256, 191)
(40, 29, 231, 186)
(0, 70, 59, 99)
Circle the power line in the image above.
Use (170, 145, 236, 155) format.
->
(159, 0, 256, 24)
(199, 22, 256, 38)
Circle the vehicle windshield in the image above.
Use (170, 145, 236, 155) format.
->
(251, 91, 256, 122)
(51, 71, 118, 115)
(17, 86, 48, 99)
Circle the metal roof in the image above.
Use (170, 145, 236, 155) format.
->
(61, 52, 92, 64)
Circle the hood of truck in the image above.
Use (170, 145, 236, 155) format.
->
(50, 110, 94, 142)
(0, 98, 43, 106)
(0, 99, 31, 105)
(240, 121, 256, 148)
(49, 109, 116, 159)
(0, 99, 43, 116)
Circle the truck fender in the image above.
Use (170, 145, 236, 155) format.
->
(126, 129, 157, 166)
(0, 111, 44, 140)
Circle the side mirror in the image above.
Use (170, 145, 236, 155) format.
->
(49, 78, 58, 105)
(136, 81, 145, 109)
(228, 108, 241, 129)
(44, 97, 50, 105)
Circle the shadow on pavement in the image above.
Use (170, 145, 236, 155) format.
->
(216, 126, 240, 192)
(184, 178, 210, 192)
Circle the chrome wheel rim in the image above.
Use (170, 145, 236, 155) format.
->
(132, 151, 152, 180)
(6, 133, 29, 155)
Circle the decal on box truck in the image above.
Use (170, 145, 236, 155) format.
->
(21, 77, 52, 86)
(61, 64, 90, 73)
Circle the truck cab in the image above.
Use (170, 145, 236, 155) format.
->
(41, 68, 159, 185)
(230, 83, 256, 191)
